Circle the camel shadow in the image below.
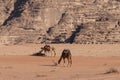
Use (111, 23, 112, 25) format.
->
(41, 64, 66, 68)
(31, 51, 46, 57)
(41, 62, 58, 67)
(41, 64, 57, 67)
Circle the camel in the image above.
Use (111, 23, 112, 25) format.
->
(40, 45, 56, 57)
(58, 49, 72, 67)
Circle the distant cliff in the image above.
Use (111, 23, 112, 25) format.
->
(0, 0, 120, 44)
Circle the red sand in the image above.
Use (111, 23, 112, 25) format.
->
(0, 44, 120, 80)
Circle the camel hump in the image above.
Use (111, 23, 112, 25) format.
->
(44, 45, 50, 48)
(63, 49, 70, 53)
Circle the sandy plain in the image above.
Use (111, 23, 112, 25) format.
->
(0, 44, 120, 80)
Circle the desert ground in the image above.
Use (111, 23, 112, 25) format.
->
(0, 44, 120, 80)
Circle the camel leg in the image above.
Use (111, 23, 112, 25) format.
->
(67, 58, 69, 67)
(39, 49, 43, 53)
(67, 56, 72, 67)
(46, 51, 50, 56)
(53, 50, 56, 57)
(44, 51, 47, 56)
(50, 50, 53, 57)
(70, 57, 72, 67)
(58, 56, 62, 64)
(67, 58, 70, 67)
(51, 51, 56, 57)
(63, 58, 66, 67)
(51, 48, 56, 57)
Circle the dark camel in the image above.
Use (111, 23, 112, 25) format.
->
(40, 45, 56, 57)
(58, 49, 72, 67)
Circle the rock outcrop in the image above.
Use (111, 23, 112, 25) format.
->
(0, 0, 120, 44)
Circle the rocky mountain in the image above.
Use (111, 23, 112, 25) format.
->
(0, 0, 120, 44)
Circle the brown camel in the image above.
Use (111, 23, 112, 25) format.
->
(58, 49, 72, 67)
(40, 45, 56, 57)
